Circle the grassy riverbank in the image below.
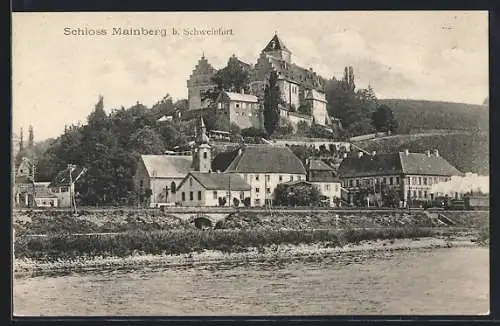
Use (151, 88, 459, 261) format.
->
(13, 209, 488, 275)
(14, 236, 480, 276)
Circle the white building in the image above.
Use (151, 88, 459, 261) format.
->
(212, 144, 307, 206)
(306, 159, 342, 207)
(176, 171, 251, 207)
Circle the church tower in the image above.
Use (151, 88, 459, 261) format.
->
(192, 116, 211, 172)
(187, 54, 217, 111)
(262, 33, 292, 63)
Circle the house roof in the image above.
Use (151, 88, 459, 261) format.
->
(180, 172, 251, 191)
(220, 91, 259, 103)
(308, 159, 334, 171)
(338, 151, 463, 178)
(399, 152, 463, 176)
(141, 155, 193, 179)
(262, 34, 291, 53)
(213, 145, 306, 174)
(49, 166, 86, 188)
(309, 171, 341, 183)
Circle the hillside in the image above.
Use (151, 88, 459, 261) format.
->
(379, 99, 488, 133)
(354, 131, 489, 175)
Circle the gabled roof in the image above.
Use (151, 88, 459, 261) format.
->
(262, 34, 291, 53)
(214, 145, 306, 174)
(399, 152, 463, 176)
(309, 171, 341, 183)
(179, 172, 250, 191)
(338, 151, 463, 178)
(308, 159, 334, 171)
(49, 166, 86, 188)
(219, 91, 259, 103)
(140, 155, 193, 179)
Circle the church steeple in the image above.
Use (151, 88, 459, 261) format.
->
(192, 115, 211, 172)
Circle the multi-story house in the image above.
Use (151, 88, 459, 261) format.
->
(337, 149, 463, 207)
(212, 144, 307, 206)
(306, 159, 342, 207)
(213, 90, 262, 130)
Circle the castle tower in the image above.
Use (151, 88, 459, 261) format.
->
(192, 116, 211, 172)
(187, 54, 217, 111)
(262, 33, 292, 63)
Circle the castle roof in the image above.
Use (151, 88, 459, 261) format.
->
(338, 151, 463, 178)
(188, 55, 217, 79)
(265, 55, 327, 91)
(262, 34, 291, 53)
(213, 145, 306, 174)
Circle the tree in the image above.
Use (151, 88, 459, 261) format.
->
(129, 126, 165, 155)
(263, 71, 281, 136)
(233, 197, 240, 207)
(241, 127, 268, 138)
(211, 56, 250, 93)
(274, 117, 294, 137)
(87, 95, 107, 126)
(371, 105, 398, 133)
(347, 118, 375, 137)
(230, 122, 241, 135)
(273, 182, 322, 206)
(28, 125, 34, 149)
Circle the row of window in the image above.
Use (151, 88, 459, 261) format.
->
(344, 176, 400, 188)
(407, 176, 450, 186)
(344, 175, 452, 188)
(255, 187, 271, 194)
(409, 190, 429, 199)
(181, 191, 246, 201)
(246, 174, 303, 182)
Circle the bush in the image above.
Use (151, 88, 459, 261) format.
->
(243, 197, 251, 207)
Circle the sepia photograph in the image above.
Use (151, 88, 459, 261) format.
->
(11, 11, 489, 316)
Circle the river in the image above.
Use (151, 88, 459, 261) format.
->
(13, 246, 489, 316)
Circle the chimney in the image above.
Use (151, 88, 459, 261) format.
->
(425, 150, 431, 157)
(404, 149, 409, 156)
(433, 149, 439, 157)
(357, 151, 364, 158)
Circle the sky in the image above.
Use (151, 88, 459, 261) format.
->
(12, 11, 488, 141)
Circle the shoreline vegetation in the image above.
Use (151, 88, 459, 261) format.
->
(13, 210, 488, 276)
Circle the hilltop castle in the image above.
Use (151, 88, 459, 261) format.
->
(186, 34, 336, 131)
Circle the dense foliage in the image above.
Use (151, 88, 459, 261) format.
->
(26, 96, 197, 205)
(273, 182, 322, 206)
(378, 99, 488, 133)
(263, 71, 282, 136)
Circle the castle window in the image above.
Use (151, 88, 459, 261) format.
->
(213, 191, 217, 199)
(171, 181, 176, 194)
(236, 103, 240, 108)
(190, 191, 194, 201)
(203, 151, 207, 159)
(279, 175, 283, 182)
(240, 191, 245, 200)
(255, 175, 260, 181)
(189, 178, 193, 187)
(255, 187, 260, 193)
(182, 192, 186, 201)
(198, 191, 202, 200)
